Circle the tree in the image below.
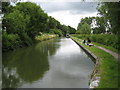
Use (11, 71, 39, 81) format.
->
(68, 26, 76, 34)
(49, 29, 63, 37)
(92, 17, 106, 34)
(15, 2, 49, 38)
(2, 2, 10, 13)
(77, 17, 93, 34)
(76, 23, 91, 34)
(97, 2, 120, 34)
(2, 1, 76, 51)
(2, 10, 29, 35)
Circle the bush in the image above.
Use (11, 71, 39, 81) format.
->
(2, 32, 21, 51)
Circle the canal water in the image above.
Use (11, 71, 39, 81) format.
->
(2, 38, 95, 88)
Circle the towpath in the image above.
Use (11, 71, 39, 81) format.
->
(94, 45, 120, 62)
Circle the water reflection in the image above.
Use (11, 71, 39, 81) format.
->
(2, 38, 60, 88)
(21, 38, 95, 88)
(2, 38, 95, 88)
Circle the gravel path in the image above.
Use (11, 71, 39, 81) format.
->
(95, 45, 120, 62)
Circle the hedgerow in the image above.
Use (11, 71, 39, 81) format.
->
(72, 34, 119, 50)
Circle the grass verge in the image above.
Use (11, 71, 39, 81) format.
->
(72, 37, 119, 88)
(71, 35, 119, 54)
(92, 42, 119, 54)
(35, 34, 57, 41)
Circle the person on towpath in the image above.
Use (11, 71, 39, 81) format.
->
(87, 38, 91, 45)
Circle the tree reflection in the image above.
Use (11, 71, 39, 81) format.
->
(2, 68, 20, 88)
(2, 38, 60, 88)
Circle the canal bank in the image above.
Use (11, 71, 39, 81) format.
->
(71, 37, 119, 88)
(71, 37, 100, 88)
(2, 33, 57, 52)
(35, 34, 57, 42)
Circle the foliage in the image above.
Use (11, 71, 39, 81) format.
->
(76, 23, 91, 34)
(19, 33, 33, 46)
(2, 31, 21, 51)
(15, 2, 49, 38)
(35, 34, 57, 41)
(68, 26, 76, 34)
(77, 17, 93, 27)
(49, 29, 63, 37)
(92, 17, 106, 34)
(72, 34, 119, 50)
(2, 10, 29, 34)
(97, 2, 120, 34)
(2, 2, 76, 51)
(77, 2, 120, 34)
(2, 2, 13, 13)
(77, 16, 107, 34)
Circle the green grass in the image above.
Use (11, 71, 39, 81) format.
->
(72, 37, 119, 88)
(72, 35, 119, 54)
(71, 34, 119, 54)
(92, 42, 119, 54)
(35, 34, 57, 41)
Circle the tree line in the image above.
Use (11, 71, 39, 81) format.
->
(76, 2, 119, 35)
(2, 2, 76, 51)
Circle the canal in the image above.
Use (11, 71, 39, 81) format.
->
(2, 38, 95, 88)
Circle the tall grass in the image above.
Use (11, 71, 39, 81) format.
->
(35, 34, 57, 41)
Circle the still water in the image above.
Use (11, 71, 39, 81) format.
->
(2, 38, 95, 88)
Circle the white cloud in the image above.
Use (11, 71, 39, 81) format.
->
(39, 2, 99, 29)
(18, 0, 99, 29)
(48, 11, 98, 29)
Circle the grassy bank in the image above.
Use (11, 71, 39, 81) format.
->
(35, 34, 57, 41)
(72, 37, 119, 88)
(72, 34, 119, 54)
(2, 32, 57, 52)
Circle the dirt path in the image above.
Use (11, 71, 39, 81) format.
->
(95, 45, 120, 62)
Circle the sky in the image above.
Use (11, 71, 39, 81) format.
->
(19, 0, 99, 29)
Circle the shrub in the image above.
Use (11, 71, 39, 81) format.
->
(2, 32, 21, 51)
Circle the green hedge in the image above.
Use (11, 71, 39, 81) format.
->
(72, 34, 119, 50)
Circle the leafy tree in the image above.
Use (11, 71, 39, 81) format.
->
(76, 23, 91, 34)
(2, 31, 21, 51)
(2, 2, 10, 13)
(77, 17, 93, 34)
(2, 10, 29, 35)
(47, 16, 57, 29)
(77, 16, 107, 34)
(92, 17, 106, 34)
(68, 26, 76, 34)
(49, 29, 63, 37)
(2, 1, 76, 51)
(97, 2, 120, 34)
